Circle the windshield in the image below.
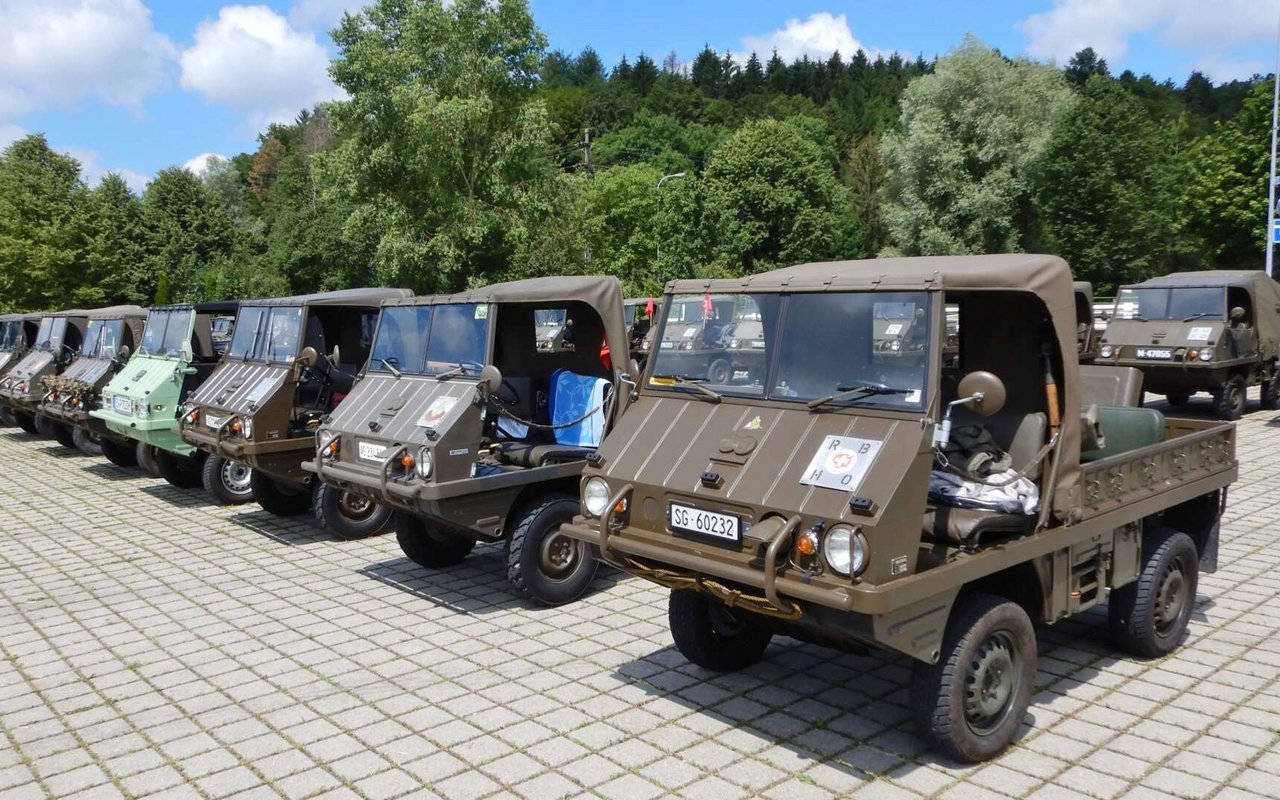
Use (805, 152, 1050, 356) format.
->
(226, 306, 303, 363)
(34, 317, 67, 351)
(534, 309, 565, 327)
(1117, 287, 1224, 321)
(648, 291, 929, 410)
(368, 303, 488, 376)
(140, 309, 194, 358)
(80, 319, 124, 358)
(0, 321, 20, 350)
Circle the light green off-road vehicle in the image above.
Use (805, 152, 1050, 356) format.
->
(90, 302, 250, 499)
(562, 255, 1236, 762)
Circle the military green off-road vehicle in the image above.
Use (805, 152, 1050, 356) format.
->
(1094, 271, 1280, 420)
(90, 302, 249, 499)
(37, 305, 147, 455)
(0, 309, 89, 436)
(1073, 280, 1099, 362)
(180, 288, 409, 521)
(0, 313, 40, 427)
(624, 298, 654, 366)
(561, 255, 1236, 762)
(303, 276, 637, 605)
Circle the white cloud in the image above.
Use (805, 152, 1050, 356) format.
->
(179, 5, 345, 129)
(62, 145, 150, 194)
(289, 0, 366, 32)
(1020, 0, 1277, 65)
(0, 122, 26, 150)
(183, 152, 227, 176)
(1194, 56, 1267, 83)
(0, 0, 174, 119)
(739, 12, 871, 63)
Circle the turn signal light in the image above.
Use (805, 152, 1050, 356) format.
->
(795, 530, 819, 556)
(326, 440, 339, 455)
(400, 453, 414, 469)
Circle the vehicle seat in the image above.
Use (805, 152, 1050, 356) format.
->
(923, 507, 1035, 547)
(493, 370, 609, 468)
(1080, 406, 1165, 462)
(1080, 365, 1143, 407)
(950, 409, 1047, 474)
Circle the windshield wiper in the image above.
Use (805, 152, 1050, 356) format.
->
(807, 383, 912, 410)
(436, 362, 480, 381)
(378, 358, 402, 378)
(1182, 312, 1211, 322)
(649, 374, 722, 403)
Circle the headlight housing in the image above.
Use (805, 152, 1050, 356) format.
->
(318, 430, 337, 458)
(1099, 344, 1113, 359)
(241, 417, 253, 438)
(415, 446, 432, 479)
(1198, 348, 1212, 362)
(824, 525, 869, 576)
(583, 477, 610, 517)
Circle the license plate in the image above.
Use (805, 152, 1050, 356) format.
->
(1137, 348, 1172, 360)
(660, 341, 674, 349)
(111, 395, 131, 414)
(205, 414, 224, 429)
(669, 503, 740, 544)
(358, 441, 387, 462)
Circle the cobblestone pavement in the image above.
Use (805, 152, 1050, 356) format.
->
(1, 396, 1279, 800)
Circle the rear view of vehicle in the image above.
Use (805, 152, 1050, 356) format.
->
(179, 289, 408, 522)
(305, 276, 637, 604)
(0, 313, 40, 427)
(38, 306, 146, 455)
(0, 310, 89, 435)
(1095, 271, 1280, 419)
(91, 302, 248, 498)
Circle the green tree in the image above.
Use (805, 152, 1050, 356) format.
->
(329, 0, 572, 292)
(702, 118, 859, 274)
(1182, 80, 1273, 268)
(1034, 77, 1186, 290)
(80, 174, 149, 305)
(141, 168, 235, 302)
(843, 135, 889, 257)
(0, 135, 88, 311)
(1065, 47, 1109, 88)
(880, 36, 1075, 256)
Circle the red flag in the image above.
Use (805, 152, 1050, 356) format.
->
(645, 297, 655, 317)
(702, 293, 713, 317)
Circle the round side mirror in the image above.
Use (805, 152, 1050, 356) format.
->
(178, 341, 192, 362)
(299, 346, 319, 368)
(118, 344, 131, 361)
(479, 364, 503, 396)
(1230, 306, 1246, 322)
(957, 370, 1007, 417)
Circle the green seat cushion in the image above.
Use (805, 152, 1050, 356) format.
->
(1080, 405, 1165, 462)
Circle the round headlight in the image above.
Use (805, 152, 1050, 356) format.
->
(891, 340, 901, 352)
(1100, 344, 1113, 358)
(318, 429, 335, 451)
(1199, 348, 1212, 362)
(241, 417, 253, 438)
(824, 525, 869, 576)
(729, 339, 739, 348)
(583, 477, 610, 517)
(416, 446, 432, 479)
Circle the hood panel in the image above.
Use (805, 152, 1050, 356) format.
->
(103, 355, 181, 400)
(1103, 319, 1226, 346)
(6, 351, 53, 382)
(189, 361, 290, 414)
(327, 373, 476, 445)
(599, 395, 923, 524)
(61, 356, 113, 386)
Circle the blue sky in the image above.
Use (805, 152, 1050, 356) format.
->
(1, 0, 1276, 193)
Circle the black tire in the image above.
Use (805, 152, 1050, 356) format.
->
(668, 588, 773, 672)
(202, 455, 255, 505)
(910, 592, 1036, 763)
(1212, 375, 1246, 420)
(506, 495, 598, 606)
(72, 426, 103, 456)
(154, 448, 205, 489)
(51, 422, 77, 448)
(1165, 392, 1190, 407)
(0, 407, 15, 426)
(1108, 527, 1198, 659)
(33, 413, 56, 438)
(707, 358, 732, 384)
(249, 470, 312, 516)
(394, 512, 475, 567)
(136, 442, 161, 477)
(313, 482, 392, 539)
(1261, 370, 1280, 411)
(14, 412, 38, 434)
(100, 437, 138, 467)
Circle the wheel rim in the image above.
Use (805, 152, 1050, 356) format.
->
(1154, 556, 1191, 639)
(707, 599, 749, 638)
(709, 362, 729, 383)
(1230, 385, 1243, 410)
(964, 631, 1022, 736)
(338, 491, 375, 522)
(221, 461, 253, 495)
(538, 531, 585, 582)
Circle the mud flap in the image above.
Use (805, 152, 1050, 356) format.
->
(1198, 519, 1219, 574)
(873, 587, 961, 664)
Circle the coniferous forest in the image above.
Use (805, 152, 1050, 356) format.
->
(0, 0, 1273, 312)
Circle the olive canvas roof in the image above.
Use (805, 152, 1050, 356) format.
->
(0, 312, 41, 322)
(1123, 270, 1279, 292)
(387, 275, 633, 379)
(149, 301, 243, 314)
(239, 287, 411, 307)
(86, 305, 148, 320)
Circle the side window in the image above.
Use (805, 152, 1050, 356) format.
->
(534, 308, 571, 352)
(943, 301, 962, 371)
(1227, 288, 1251, 325)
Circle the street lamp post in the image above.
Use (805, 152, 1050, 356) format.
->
(1268, 16, 1280, 278)
(656, 172, 686, 266)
